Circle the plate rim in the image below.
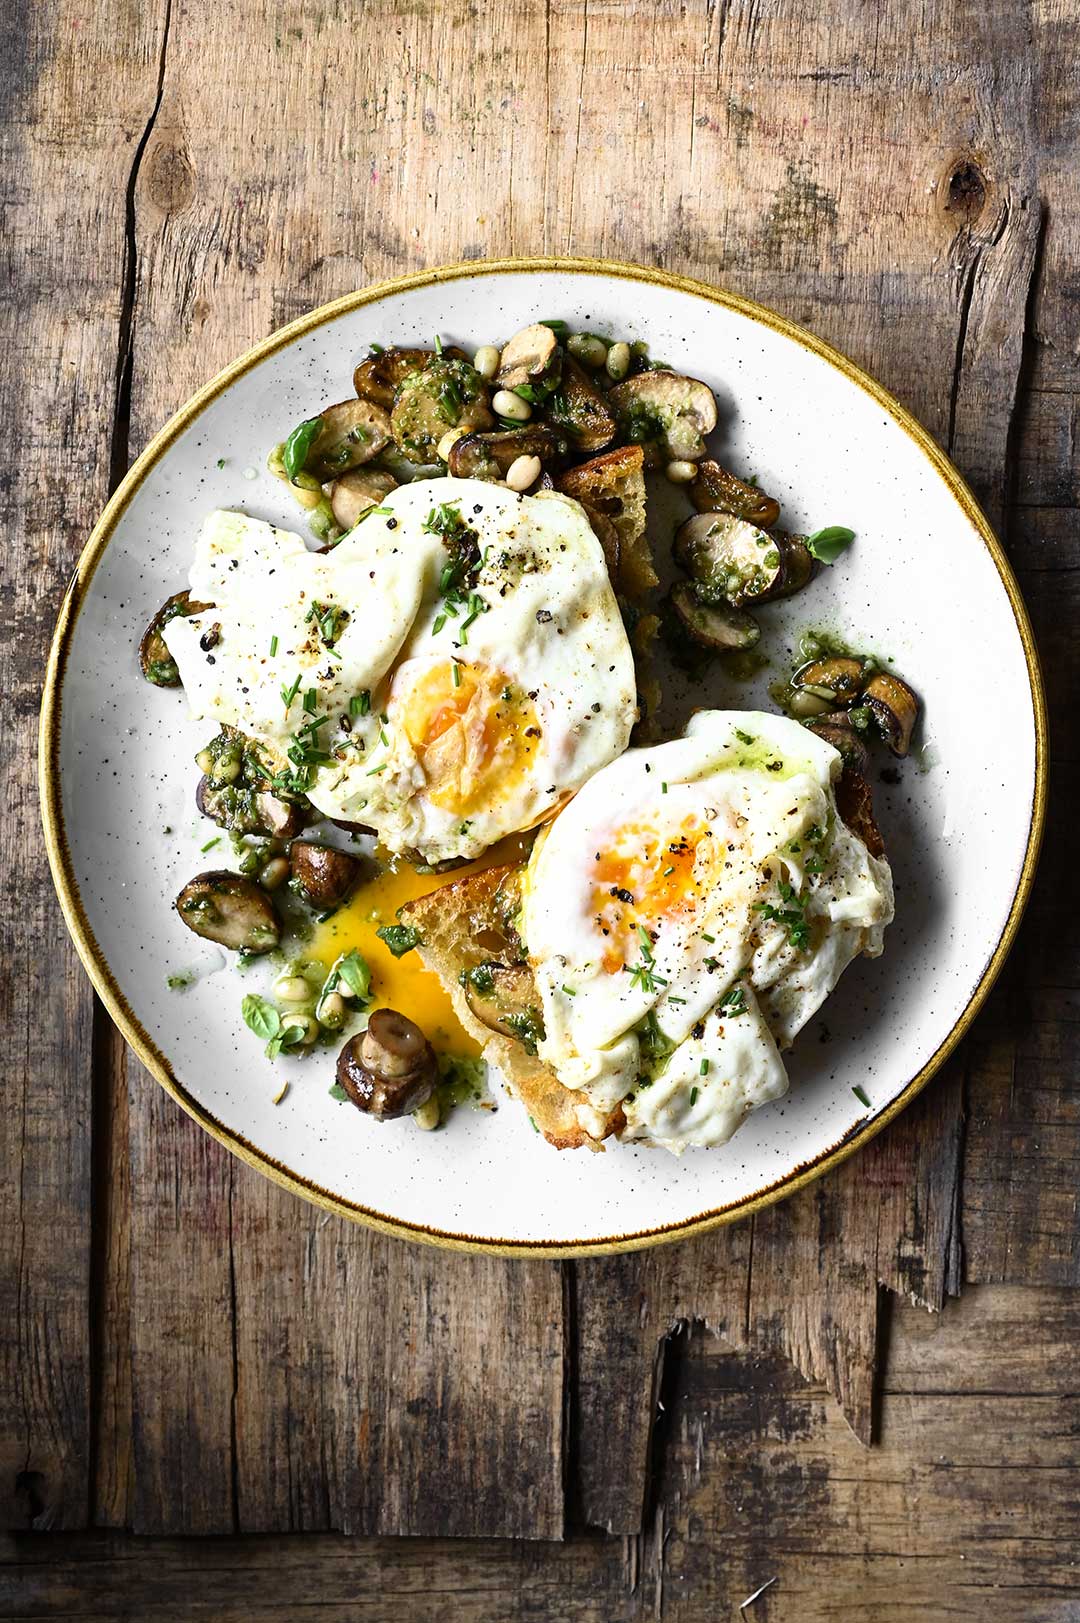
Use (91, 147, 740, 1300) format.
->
(39, 254, 1048, 1257)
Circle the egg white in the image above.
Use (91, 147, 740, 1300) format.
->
(521, 710, 894, 1153)
(163, 480, 637, 863)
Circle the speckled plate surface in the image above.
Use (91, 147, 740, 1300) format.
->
(41, 259, 1046, 1255)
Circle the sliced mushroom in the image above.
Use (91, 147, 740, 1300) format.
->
(792, 655, 868, 705)
(336, 1009, 437, 1119)
(330, 466, 398, 531)
(609, 371, 718, 466)
(447, 423, 565, 482)
(670, 582, 760, 651)
(256, 791, 307, 840)
(690, 460, 781, 528)
(353, 345, 466, 409)
(300, 400, 392, 480)
(835, 763, 885, 859)
(674, 514, 785, 607)
(175, 871, 280, 954)
(543, 355, 616, 452)
(863, 671, 920, 757)
(289, 841, 361, 909)
(495, 322, 561, 391)
(462, 962, 541, 1039)
(772, 532, 818, 597)
(804, 712, 871, 774)
(390, 356, 493, 462)
(139, 590, 211, 687)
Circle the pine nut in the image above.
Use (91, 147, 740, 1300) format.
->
(274, 974, 311, 1004)
(567, 333, 608, 368)
(437, 427, 466, 462)
(413, 1093, 441, 1131)
(259, 855, 291, 891)
(665, 459, 697, 483)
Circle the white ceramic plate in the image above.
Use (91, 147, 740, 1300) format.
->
(42, 260, 1046, 1255)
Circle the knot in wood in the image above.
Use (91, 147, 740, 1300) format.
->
(944, 158, 987, 223)
(146, 141, 196, 213)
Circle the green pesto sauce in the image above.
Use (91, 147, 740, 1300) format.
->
(722, 647, 770, 682)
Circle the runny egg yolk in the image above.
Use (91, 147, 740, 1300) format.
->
(398, 661, 542, 818)
(591, 818, 713, 972)
(309, 832, 534, 1061)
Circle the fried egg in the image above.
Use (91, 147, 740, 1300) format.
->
(163, 479, 637, 863)
(521, 710, 894, 1153)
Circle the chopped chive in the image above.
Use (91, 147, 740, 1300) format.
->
(700, 1058, 709, 1076)
(366, 764, 387, 775)
(668, 995, 686, 1005)
(540, 319, 568, 332)
(661, 782, 668, 794)
(380, 729, 389, 745)
(281, 673, 302, 711)
(432, 614, 447, 636)
(200, 836, 220, 852)
(350, 690, 370, 718)
(702, 933, 715, 943)
(452, 662, 461, 688)
(216, 457, 226, 470)
(664, 866, 674, 876)
(303, 687, 317, 714)
(690, 1087, 699, 1106)
(269, 635, 278, 657)
(562, 984, 576, 996)
(852, 1084, 871, 1108)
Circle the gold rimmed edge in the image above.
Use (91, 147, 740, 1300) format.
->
(39, 255, 1048, 1258)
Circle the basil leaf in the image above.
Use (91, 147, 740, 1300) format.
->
(334, 949, 372, 1001)
(806, 525, 855, 565)
(283, 415, 324, 482)
(328, 1081, 349, 1102)
(376, 923, 422, 959)
(242, 994, 280, 1042)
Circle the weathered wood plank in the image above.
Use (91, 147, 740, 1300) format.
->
(0, 0, 164, 1530)
(961, 0, 1080, 1280)
(4, 1289, 1077, 1620)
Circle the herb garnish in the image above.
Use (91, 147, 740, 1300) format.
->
(755, 882, 811, 950)
(806, 525, 856, 565)
(350, 690, 371, 718)
(306, 599, 348, 649)
(852, 1084, 871, 1108)
(717, 984, 748, 1018)
(283, 416, 323, 482)
(376, 923, 422, 958)
(625, 926, 668, 995)
(281, 673, 302, 712)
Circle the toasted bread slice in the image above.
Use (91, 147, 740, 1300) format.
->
(397, 864, 619, 1150)
(556, 445, 655, 598)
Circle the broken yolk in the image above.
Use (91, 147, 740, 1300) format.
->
(591, 819, 711, 972)
(309, 832, 534, 1060)
(399, 661, 542, 817)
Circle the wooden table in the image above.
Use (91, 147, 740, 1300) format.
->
(4, 0, 1077, 1615)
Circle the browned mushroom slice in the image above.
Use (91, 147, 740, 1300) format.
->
(670, 582, 760, 651)
(792, 655, 868, 706)
(674, 514, 785, 607)
(609, 371, 718, 466)
(303, 400, 392, 480)
(289, 841, 361, 909)
(390, 356, 493, 462)
(175, 871, 280, 954)
(863, 671, 920, 757)
(448, 423, 565, 482)
(329, 466, 398, 531)
(336, 1010, 438, 1119)
(772, 532, 819, 597)
(353, 345, 466, 408)
(804, 712, 871, 774)
(835, 763, 885, 859)
(543, 355, 617, 452)
(461, 962, 543, 1041)
(690, 460, 781, 528)
(139, 590, 211, 687)
(495, 322, 561, 391)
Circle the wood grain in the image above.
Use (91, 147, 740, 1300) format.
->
(3, 0, 1076, 1593)
(0, 0, 166, 1530)
(4, 1290, 1077, 1620)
